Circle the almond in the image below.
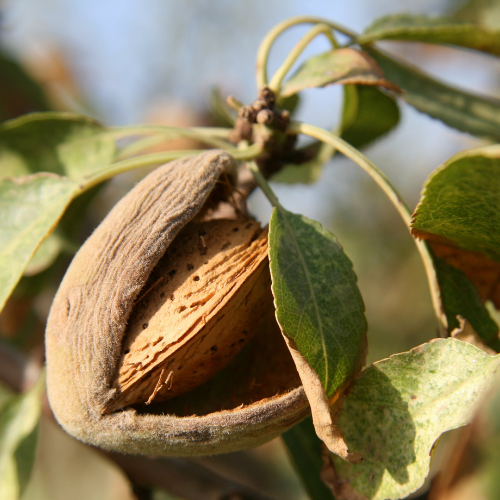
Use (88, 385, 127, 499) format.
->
(45, 151, 308, 456)
(105, 218, 270, 411)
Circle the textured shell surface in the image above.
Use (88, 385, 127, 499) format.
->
(45, 150, 307, 456)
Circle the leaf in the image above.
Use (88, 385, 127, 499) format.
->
(278, 93, 301, 115)
(411, 145, 500, 308)
(281, 48, 399, 98)
(367, 48, 500, 141)
(341, 85, 400, 149)
(454, 0, 500, 30)
(358, 14, 500, 56)
(0, 112, 116, 181)
(0, 174, 79, 312)
(282, 416, 335, 500)
(450, 316, 496, 354)
(433, 255, 500, 349)
(271, 141, 326, 184)
(0, 371, 45, 500)
(329, 338, 500, 500)
(0, 113, 116, 311)
(269, 208, 367, 462)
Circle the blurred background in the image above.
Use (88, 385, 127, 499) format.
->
(1, 0, 499, 499)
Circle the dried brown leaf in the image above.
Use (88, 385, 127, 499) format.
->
(412, 231, 500, 309)
(282, 340, 363, 464)
(451, 316, 497, 355)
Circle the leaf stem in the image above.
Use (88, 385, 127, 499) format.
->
(256, 16, 356, 88)
(82, 143, 264, 193)
(289, 121, 447, 334)
(268, 24, 338, 94)
(109, 125, 233, 149)
(247, 161, 281, 208)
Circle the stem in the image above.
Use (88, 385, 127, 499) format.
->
(290, 122, 447, 334)
(268, 23, 337, 94)
(82, 143, 264, 193)
(256, 16, 356, 88)
(110, 125, 232, 149)
(82, 150, 201, 191)
(246, 161, 280, 208)
(117, 135, 171, 159)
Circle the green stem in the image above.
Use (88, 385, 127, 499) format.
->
(256, 16, 356, 88)
(117, 135, 172, 160)
(82, 150, 201, 191)
(247, 162, 281, 208)
(109, 125, 232, 149)
(268, 24, 337, 94)
(290, 121, 447, 334)
(82, 143, 264, 193)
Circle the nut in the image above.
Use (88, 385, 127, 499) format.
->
(104, 218, 270, 412)
(46, 150, 308, 456)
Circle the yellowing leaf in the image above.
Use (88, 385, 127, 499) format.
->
(0, 174, 78, 312)
(330, 339, 500, 500)
(411, 145, 500, 309)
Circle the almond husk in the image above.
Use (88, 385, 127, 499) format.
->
(45, 150, 308, 456)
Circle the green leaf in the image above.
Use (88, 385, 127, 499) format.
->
(282, 417, 335, 500)
(412, 145, 500, 262)
(0, 174, 78, 312)
(341, 85, 400, 148)
(271, 142, 326, 184)
(367, 48, 500, 140)
(358, 14, 500, 56)
(271, 160, 324, 184)
(269, 208, 367, 397)
(281, 48, 396, 98)
(331, 338, 500, 500)
(0, 371, 45, 500)
(454, 0, 500, 30)
(433, 255, 500, 349)
(277, 93, 301, 115)
(0, 112, 116, 181)
(0, 113, 116, 310)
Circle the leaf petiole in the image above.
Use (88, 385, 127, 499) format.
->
(256, 16, 357, 88)
(268, 23, 338, 94)
(246, 161, 281, 208)
(83, 143, 264, 193)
